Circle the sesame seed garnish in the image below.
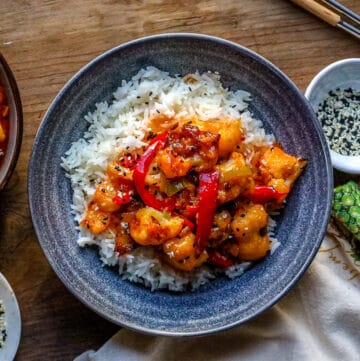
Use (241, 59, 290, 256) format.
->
(317, 87, 360, 156)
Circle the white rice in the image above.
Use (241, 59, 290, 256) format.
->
(61, 66, 278, 291)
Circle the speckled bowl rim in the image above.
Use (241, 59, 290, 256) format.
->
(29, 33, 333, 336)
(0, 272, 21, 360)
(305, 58, 360, 175)
(0, 53, 23, 191)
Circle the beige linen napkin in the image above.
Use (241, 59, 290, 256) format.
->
(75, 223, 360, 361)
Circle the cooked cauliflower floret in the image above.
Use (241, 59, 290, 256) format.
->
(260, 145, 306, 186)
(80, 202, 111, 234)
(226, 202, 270, 261)
(192, 118, 243, 158)
(163, 232, 208, 271)
(93, 181, 122, 212)
(129, 207, 184, 246)
(156, 125, 219, 178)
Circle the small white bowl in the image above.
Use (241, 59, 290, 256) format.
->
(0, 273, 21, 360)
(305, 58, 360, 174)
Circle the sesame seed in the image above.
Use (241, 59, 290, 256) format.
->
(317, 88, 360, 156)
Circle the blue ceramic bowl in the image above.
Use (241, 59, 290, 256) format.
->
(28, 33, 333, 336)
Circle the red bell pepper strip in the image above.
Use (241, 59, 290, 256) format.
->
(185, 204, 199, 219)
(195, 169, 219, 253)
(112, 179, 135, 205)
(133, 132, 175, 211)
(245, 185, 286, 204)
(112, 180, 135, 204)
(207, 251, 234, 268)
(113, 193, 132, 205)
(118, 153, 139, 169)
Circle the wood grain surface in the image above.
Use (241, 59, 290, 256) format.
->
(0, 0, 359, 360)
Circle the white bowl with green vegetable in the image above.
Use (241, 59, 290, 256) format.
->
(305, 58, 360, 174)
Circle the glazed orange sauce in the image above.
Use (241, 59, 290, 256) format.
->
(81, 120, 307, 272)
(0, 84, 9, 169)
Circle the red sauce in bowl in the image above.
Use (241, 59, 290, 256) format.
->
(0, 84, 9, 169)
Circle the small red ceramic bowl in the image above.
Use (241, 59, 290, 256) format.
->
(0, 53, 23, 191)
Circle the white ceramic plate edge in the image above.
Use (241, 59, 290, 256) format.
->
(0, 273, 21, 361)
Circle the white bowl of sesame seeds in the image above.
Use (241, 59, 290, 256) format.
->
(0, 273, 21, 360)
(305, 58, 360, 174)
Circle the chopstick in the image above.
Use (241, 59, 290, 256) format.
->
(290, 0, 360, 40)
(321, 0, 360, 26)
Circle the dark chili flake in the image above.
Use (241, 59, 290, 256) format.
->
(147, 130, 154, 140)
(259, 227, 267, 237)
(101, 188, 106, 193)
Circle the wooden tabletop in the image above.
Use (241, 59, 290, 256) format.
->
(0, 0, 359, 359)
